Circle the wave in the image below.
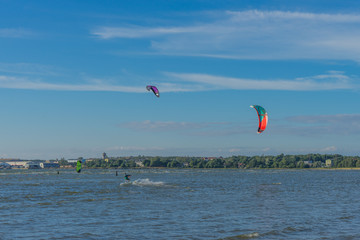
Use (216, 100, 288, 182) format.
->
(120, 178, 165, 187)
(221, 232, 260, 239)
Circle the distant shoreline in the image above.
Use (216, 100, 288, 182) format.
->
(3, 167, 360, 171)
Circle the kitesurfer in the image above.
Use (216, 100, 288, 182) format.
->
(124, 173, 131, 181)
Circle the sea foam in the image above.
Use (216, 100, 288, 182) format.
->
(120, 178, 165, 187)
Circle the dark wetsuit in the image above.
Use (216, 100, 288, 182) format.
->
(125, 174, 131, 181)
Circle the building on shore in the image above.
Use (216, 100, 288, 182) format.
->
(303, 161, 313, 167)
(40, 162, 60, 168)
(326, 159, 334, 167)
(0, 162, 11, 169)
(5, 161, 28, 168)
(135, 160, 144, 167)
(2, 160, 59, 169)
(25, 162, 41, 169)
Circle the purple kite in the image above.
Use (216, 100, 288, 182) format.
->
(146, 85, 160, 97)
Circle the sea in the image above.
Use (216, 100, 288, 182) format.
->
(1, 169, 360, 240)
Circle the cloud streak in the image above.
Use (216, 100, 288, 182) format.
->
(0, 69, 358, 92)
(165, 71, 356, 91)
(92, 10, 360, 61)
(121, 120, 231, 131)
(0, 63, 61, 76)
(0, 28, 34, 38)
(119, 120, 253, 136)
(0, 75, 143, 92)
(274, 114, 360, 135)
(287, 114, 360, 125)
(93, 26, 203, 39)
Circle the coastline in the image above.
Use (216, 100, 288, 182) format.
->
(3, 167, 360, 171)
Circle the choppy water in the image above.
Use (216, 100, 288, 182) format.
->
(1, 169, 360, 240)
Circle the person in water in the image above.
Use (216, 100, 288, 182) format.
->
(124, 173, 131, 181)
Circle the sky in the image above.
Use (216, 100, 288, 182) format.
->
(0, 0, 359, 159)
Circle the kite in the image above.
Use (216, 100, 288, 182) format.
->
(146, 85, 160, 97)
(76, 160, 82, 173)
(250, 105, 268, 133)
(124, 173, 131, 181)
(76, 158, 85, 173)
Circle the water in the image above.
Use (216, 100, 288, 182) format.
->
(1, 169, 360, 240)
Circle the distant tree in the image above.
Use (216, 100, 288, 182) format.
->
(205, 159, 223, 168)
(297, 161, 305, 168)
(354, 160, 360, 167)
(168, 160, 181, 168)
(58, 159, 68, 166)
(197, 160, 205, 168)
(143, 159, 151, 167)
(150, 157, 164, 167)
(248, 159, 258, 168)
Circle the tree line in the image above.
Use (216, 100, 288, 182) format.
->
(58, 154, 360, 169)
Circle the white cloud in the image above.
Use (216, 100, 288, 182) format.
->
(229, 148, 242, 153)
(0, 75, 143, 92)
(0, 69, 357, 92)
(0, 28, 34, 38)
(92, 10, 360, 61)
(0, 62, 60, 76)
(106, 146, 164, 151)
(120, 120, 256, 137)
(226, 10, 360, 22)
(320, 146, 337, 152)
(92, 26, 203, 39)
(120, 120, 230, 132)
(262, 147, 271, 152)
(287, 114, 360, 125)
(272, 114, 360, 136)
(165, 71, 356, 91)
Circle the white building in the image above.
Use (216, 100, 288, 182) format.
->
(6, 161, 28, 168)
(24, 162, 40, 169)
(40, 162, 60, 168)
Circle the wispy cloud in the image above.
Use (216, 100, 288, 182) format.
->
(320, 146, 337, 152)
(287, 114, 360, 125)
(0, 63, 61, 76)
(119, 120, 254, 136)
(105, 145, 260, 157)
(0, 28, 34, 38)
(92, 26, 203, 39)
(165, 71, 356, 91)
(226, 10, 360, 22)
(275, 114, 360, 135)
(0, 70, 357, 92)
(120, 120, 231, 132)
(0, 75, 143, 92)
(92, 10, 360, 61)
(106, 145, 164, 151)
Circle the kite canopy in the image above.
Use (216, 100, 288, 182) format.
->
(146, 85, 160, 97)
(250, 105, 268, 133)
(76, 160, 82, 173)
(76, 158, 85, 173)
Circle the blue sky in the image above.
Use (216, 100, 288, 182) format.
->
(0, 0, 359, 159)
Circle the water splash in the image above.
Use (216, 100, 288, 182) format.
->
(120, 178, 165, 187)
(221, 232, 260, 239)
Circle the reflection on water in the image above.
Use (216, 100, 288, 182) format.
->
(1, 169, 360, 239)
